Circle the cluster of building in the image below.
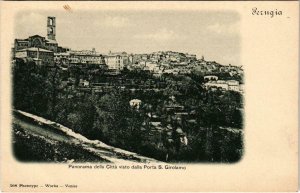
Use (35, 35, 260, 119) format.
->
(12, 16, 244, 90)
(12, 17, 127, 73)
(126, 51, 197, 75)
(12, 16, 243, 77)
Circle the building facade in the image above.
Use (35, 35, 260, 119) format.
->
(14, 34, 59, 53)
(105, 52, 128, 71)
(68, 49, 106, 66)
(204, 80, 241, 92)
(15, 47, 54, 66)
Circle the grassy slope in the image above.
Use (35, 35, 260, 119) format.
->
(13, 124, 108, 163)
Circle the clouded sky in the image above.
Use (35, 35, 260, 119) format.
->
(15, 10, 240, 65)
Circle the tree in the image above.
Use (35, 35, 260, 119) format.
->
(13, 60, 50, 116)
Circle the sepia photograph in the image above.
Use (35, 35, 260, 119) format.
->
(12, 10, 244, 163)
(0, 1, 298, 192)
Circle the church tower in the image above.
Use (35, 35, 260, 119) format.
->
(47, 17, 56, 40)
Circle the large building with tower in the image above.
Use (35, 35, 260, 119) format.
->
(13, 16, 108, 68)
(13, 16, 69, 65)
(14, 16, 69, 53)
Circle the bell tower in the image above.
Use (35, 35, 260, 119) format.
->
(47, 17, 56, 40)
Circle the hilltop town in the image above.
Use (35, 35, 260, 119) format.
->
(12, 17, 243, 93)
(12, 16, 244, 163)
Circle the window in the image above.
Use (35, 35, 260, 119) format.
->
(49, 18, 53, 25)
(32, 38, 42, 47)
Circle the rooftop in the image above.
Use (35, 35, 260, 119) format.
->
(17, 47, 53, 53)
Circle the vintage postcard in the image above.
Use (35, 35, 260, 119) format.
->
(0, 1, 298, 192)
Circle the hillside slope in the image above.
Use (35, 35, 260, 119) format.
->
(13, 110, 160, 163)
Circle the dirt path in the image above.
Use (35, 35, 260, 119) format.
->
(13, 110, 160, 163)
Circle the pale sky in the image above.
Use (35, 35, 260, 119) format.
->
(15, 10, 240, 66)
